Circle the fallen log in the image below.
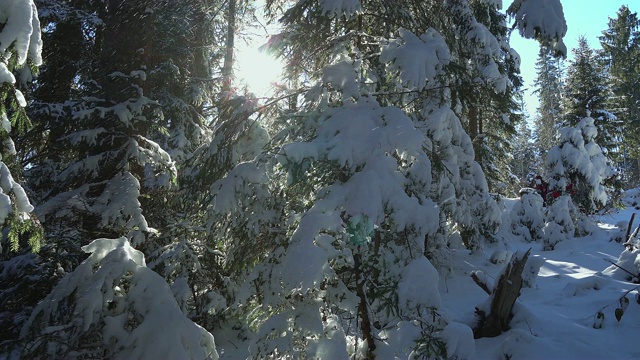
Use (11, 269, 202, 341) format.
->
(473, 249, 531, 338)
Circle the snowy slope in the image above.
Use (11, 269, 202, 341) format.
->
(439, 195, 640, 359)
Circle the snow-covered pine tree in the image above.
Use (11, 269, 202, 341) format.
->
(542, 194, 578, 250)
(155, 0, 287, 327)
(250, 54, 448, 359)
(122, 0, 222, 320)
(23, 2, 243, 331)
(511, 192, 545, 243)
(562, 37, 617, 156)
(599, 5, 640, 186)
(533, 46, 565, 156)
(450, 0, 524, 196)
(0, 0, 45, 347)
(167, 91, 274, 329)
(203, 1, 461, 357)
(23, 0, 226, 275)
(546, 116, 615, 216)
(420, 100, 501, 252)
(511, 102, 539, 185)
(31, 5, 173, 247)
(199, 0, 568, 358)
(19, 237, 218, 359)
(4, 0, 226, 355)
(416, 0, 506, 249)
(0, 0, 42, 243)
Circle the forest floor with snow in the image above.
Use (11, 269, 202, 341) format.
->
(443, 191, 640, 359)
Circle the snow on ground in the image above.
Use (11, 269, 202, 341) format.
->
(441, 194, 640, 359)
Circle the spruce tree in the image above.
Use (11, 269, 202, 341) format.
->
(3, 0, 229, 355)
(599, 5, 640, 186)
(533, 46, 564, 156)
(0, 0, 42, 248)
(512, 105, 538, 187)
(0, 0, 45, 348)
(200, 0, 568, 357)
(546, 116, 614, 215)
(0, 0, 572, 357)
(465, 0, 525, 197)
(562, 37, 616, 156)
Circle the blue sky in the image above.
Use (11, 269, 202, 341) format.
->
(511, 1, 640, 118)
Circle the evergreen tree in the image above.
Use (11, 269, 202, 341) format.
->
(546, 116, 614, 215)
(542, 194, 578, 249)
(511, 191, 544, 243)
(533, 46, 564, 156)
(599, 5, 640, 186)
(562, 36, 617, 157)
(2, 0, 232, 354)
(19, 237, 219, 359)
(0, 0, 44, 347)
(512, 108, 538, 186)
(198, 0, 568, 357)
(465, 0, 525, 197)
(0, 0, 42, 247)
(0, 0, 572, 357)
(7, 7, 182, 317)
(543, 116, 615, 249)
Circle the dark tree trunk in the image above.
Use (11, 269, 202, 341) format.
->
(222, 0, 236, 93)
(468, 106, 478, 141)
(473, 249, 531, 338)
(353, 253, 376, 358)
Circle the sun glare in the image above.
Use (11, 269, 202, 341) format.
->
(236, 43, 284, 97)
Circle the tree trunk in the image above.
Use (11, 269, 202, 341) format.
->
(222, 0, 236, 93)
(473, 249, 531, 338)
(353, 253, 376, 358)
(468, 106, 478, 141)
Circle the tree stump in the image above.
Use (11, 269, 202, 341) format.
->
(473, 249, 531, 338)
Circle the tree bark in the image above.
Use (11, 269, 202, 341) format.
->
(468, 106, 478, 141)
(473, 249, 531, 338)
(353, 253, 376, 358)
(222, 0, 236, 93)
